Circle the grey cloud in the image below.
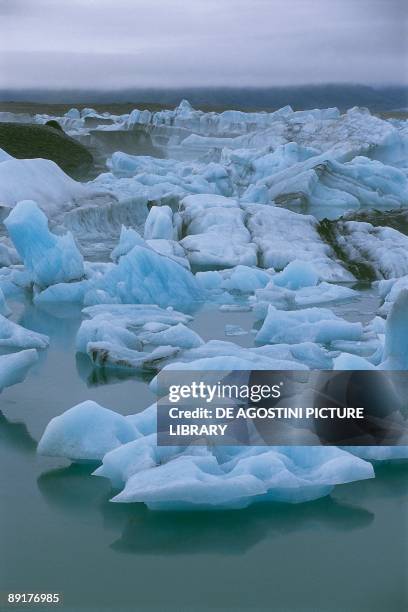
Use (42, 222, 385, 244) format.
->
(0, 0, 406, 88)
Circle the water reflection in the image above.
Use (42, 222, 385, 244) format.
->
(37, 460, 377, 557)
(16, 298, 82, 347)
(0, 410, 37, 454)
(336, 461, 408, 502)
(111, 498, 374, 556)
(75, 353, 153, 388)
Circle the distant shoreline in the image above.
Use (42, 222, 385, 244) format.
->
(1, 100, 407, 121)
(0, 84, 407, 114)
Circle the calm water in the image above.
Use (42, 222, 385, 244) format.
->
(1, 293, 407, 612)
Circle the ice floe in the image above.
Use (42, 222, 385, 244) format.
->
(0, 287, 10, 317)
(255, 306, 363, 346)
(4, 200, 85, 289)
(245, 204, 354, 281)
(76, 304, 196, 368)
(38, 400, 139, 461)
(180, 194, 257, 270)
(0, 349, 38, 392)
(335, 221, 408, 280)
(38, 400, 376, 510)
(0, 314, 49, 349)
(90, 244, 202, 310)
(0, 155, 106, 219)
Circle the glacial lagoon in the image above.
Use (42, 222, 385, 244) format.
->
(1, 293, 407, 611)
(1, 100, 408, 610)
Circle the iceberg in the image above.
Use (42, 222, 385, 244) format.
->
(256, 305, 363, 346)
(0, 241, 20, 268)
(0, 287, 11, 317)
(89, 244, 202, 311)
(180, 195, 257, 270)
(197, 266, 271, 295)
(333, 353, 376, 370)
(4, 200, 85, 289)
(137, 323, 203, 349)
(146, 238, 190, 269)
(252, 282, 357, 317)
(93, 436, 158, 488)
(381, 289, 408, 369)
(0, 314, 49, 349)
(76, 303, 196, 367)
(272, 260, 319, 289)
(245, 204, 354, 281)
(0, 349, 38, 391)
(246, 156, 408, 217)
(149, 339, 313, 375)
(112, 446, 374, 509)
(334, 220, 408, 280)
(377, 275, 408, 316)
(38, 400, 139, 461)
(38, 400, 375, 510)
(144, 205, 175, 240)
(110, 225, 146, 262)
(0, 157, 104, 218)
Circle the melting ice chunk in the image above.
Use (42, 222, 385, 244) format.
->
(256, 305, 363, 346)
(0, 349, 38, 392)
(4, 200, 84, 289)
(38, 400, 139, 461)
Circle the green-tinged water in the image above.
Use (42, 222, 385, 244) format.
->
(1, 295, 407, 612)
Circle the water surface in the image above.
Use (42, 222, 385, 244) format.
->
(0, 295, 407, 612)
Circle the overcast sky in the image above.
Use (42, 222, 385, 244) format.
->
(0, 0, 406, 89)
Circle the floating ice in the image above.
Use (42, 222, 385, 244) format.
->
(82, 303, 192, 326)
(225, 324, 248, 336)
(0, 349, 38, 392)
(138, 322, 203, 349)
(76, 304, 195, 368)
(252, 282, 357, 317)
(245, 204, 354, 282)
(197, 265, 271, 294)
(246, 156, 408, 216)
(272, 260, 319, 289)
(4, 200, 85, 289)
(256, 305, 363, 346)
(38, 399, 375, 509)
(0, 287, 10, 317)
(381, 290, 408, 369)
(0, 241, 20, 268)
(144, 205, 175, 240)
(89, 244, 202, 311)
(0, 314, 49, 349)
(0, 157, 101, 218)
(335, 221, 408, 279)
(180, 195, 257, 270)
(150, 339, 311, 376)
(93, 436, 158, 488)
(333, 353, 376, 370)
(38, 400, 139, 461)
(146, 239, 190, 269)
(110, 226, 146, 262)
(377, 275, 408, 316)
